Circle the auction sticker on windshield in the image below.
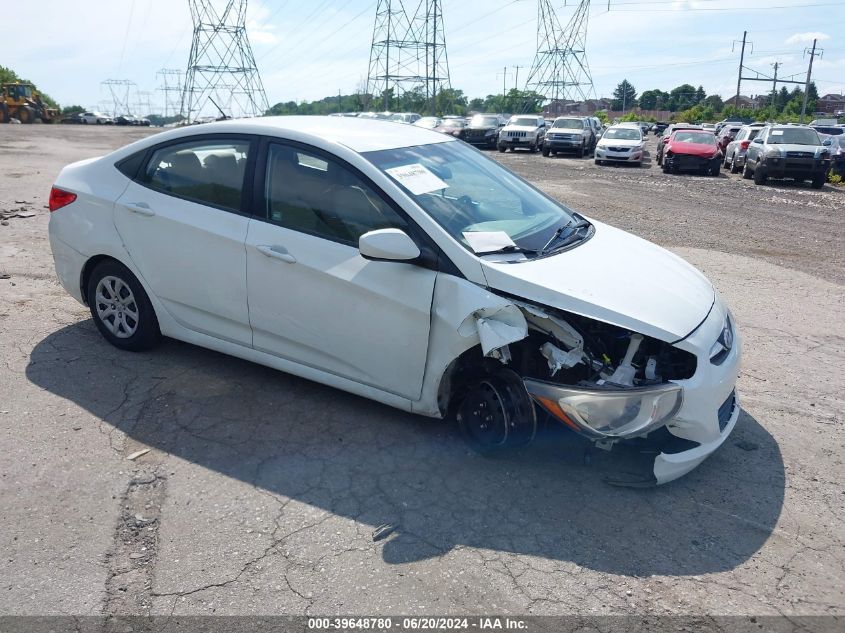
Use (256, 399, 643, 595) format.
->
(462, 231, 517, 253)
(385, 163, 449, 195)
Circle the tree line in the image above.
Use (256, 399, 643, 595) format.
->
(612, 78, 822, 122)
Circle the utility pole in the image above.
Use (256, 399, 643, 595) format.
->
(771, 62, 779, 109)
(497, 66, 512, 116)
(512, 65, 524, 90)
(801, 39, 822, 123)
(734, 31, 748, 108)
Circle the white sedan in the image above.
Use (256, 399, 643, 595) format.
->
(48, 116, 740, 485)
(595, 125, 645, 166)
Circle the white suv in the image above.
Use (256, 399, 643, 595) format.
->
(497, 115, 546, 153)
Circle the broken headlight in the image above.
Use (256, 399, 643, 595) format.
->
(526, 380, 683, 439)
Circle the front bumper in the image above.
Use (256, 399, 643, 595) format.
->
(466, 130, 499, 146)
(524, 297, 741, 485)
(665, 153, 721, 172)
(545, 135, 585, 151)
(596, 147, 643, 162)
(761, 156, 830, 179)
(499, 135, 538, 148)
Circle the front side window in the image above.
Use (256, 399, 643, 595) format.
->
(265, 143, 407, 244)
(364, 141, 578, 255)
(143, 138, 249, 211)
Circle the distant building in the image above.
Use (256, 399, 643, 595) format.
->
(542, 98, 611, 117)
(818, 93, 845, 115)
(723, 95, 755, 109)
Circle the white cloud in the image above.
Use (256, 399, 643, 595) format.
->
(785, 32, 830, 45)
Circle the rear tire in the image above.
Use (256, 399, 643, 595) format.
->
(86, 260, 161, 352)
(730, 154, 741, 174)
(742, 162, 753, 180)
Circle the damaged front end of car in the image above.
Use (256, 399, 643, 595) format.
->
(441, 290, 738, 486)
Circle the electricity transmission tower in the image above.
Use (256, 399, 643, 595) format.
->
(366, 0, 451, 113)
(101, 80, 137, 117)
(524, 0, 595, 114)
(157, 69, 185, 119)
(135, 91, 155, 117)
(182, 0, 269, 121)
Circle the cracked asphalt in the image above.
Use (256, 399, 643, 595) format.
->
(0, 125, 843, 618)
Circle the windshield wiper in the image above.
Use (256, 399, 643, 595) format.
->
(539, 217, 591, 256)
(476, 244, 538, 257)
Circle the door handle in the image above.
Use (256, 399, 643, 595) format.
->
(256, 245, 296, 264)
(126, 202, 155, 217)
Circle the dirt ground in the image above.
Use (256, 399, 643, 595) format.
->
(0, 124, 843, 620)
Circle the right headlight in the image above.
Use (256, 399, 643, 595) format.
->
(764, 146, 783, 158)
(526, 381, 683, 439)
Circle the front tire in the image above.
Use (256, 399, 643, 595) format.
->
(811, 174, 825, 189)
(86, 260, 161, 352)
(542, 146, 550, 157)
(577, 144, 585, 158)
(753, 167, 767, 185)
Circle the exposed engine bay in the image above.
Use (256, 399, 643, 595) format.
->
(450, 297, 698, 462)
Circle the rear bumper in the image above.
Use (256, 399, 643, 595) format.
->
(48, 232, 87, 305)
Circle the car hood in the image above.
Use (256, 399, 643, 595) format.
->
(478, 220, 715, 343)
(549, 128, 583, 134)
(667, 140, 718, 157)
(503, 125, 539, 132)
(468, 125, 498, 131)
(598, 138, 641, 147)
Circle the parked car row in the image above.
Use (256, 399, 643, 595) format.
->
(60, 111, 151, 126)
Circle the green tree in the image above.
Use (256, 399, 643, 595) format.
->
(668, 84, 698, 112)
(694, 85, 706, 104)
(638, 89, 669, 110)
(611, 79, 637, 111)
(468, 97, 485, 112)
(61, 105, 85, 115)
(703, 94, 723, 111)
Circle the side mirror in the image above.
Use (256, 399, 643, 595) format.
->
(823, 138, 832, 146)
(359, 229, 421, 262)
(752, 138, 763, 144)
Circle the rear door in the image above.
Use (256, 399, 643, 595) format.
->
(114, 135, 256, 345)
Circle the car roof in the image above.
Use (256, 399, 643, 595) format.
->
(126, 116, 456, 154)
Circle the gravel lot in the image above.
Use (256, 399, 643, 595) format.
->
(0, 125, 842, 620)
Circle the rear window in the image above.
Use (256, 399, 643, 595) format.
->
(143, 138, 250, 211)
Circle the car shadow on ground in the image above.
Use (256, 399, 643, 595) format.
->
(27, 321, 785, 576)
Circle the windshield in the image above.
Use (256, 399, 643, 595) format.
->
(509, 117, 538, 127)
(470, 115, 499, 127)
(442, 119, 465, 128)
(553, 118, 584, 129)
(363, 141, 578, 255)
(672, 131, 715, 144)
(603, 128, 641, 140)
(768, 128, 821, 145)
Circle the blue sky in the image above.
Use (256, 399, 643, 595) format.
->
(6, 0, 845, 115)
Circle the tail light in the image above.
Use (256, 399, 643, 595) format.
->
(49, 187, 77, 212)
(740, 140, 750, 150)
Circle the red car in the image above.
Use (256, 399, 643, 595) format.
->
(662, 130, 722, 176)
(433, 118, 468, 140)
(716, 125, 743, 153)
